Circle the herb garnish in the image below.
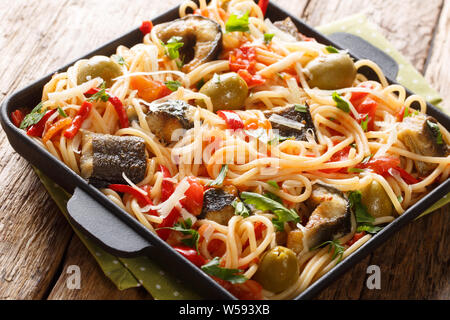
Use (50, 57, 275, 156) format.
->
(348, 190, 382, 234)
(310, 239, 345, 263)
(426, 120, 444, 145)
(332, 92, 350, 113)
(225, 11, 250, 32)
(325, 45, 340, 53)
(264, 33, 275, 44)
(163, 218, 200, 251)
(57, 107, 67, 118)
(19, 102, 46, 129)
(201, 257, 248, 284)
(164, 80, 182, 92)
(163, 36, 184, 60)
(87, 82, 110, 102)
(240, 191, 299, 231)
(231, 198, 250, 218)
(112, 54, 128, 67)
(294, 104, 308, 113)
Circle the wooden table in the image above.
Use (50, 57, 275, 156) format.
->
(1, 0, 449, 300)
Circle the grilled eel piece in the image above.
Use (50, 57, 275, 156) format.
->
(199, 185, 239, 225)
(397, 114, 448, 175)
(80, 131, 147, 188)
(145, 100, 194, 145)
(263, 104, 317, 142)
(287, 184, 355, 254)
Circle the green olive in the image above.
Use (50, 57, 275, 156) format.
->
(305, 53, 356, 90)
(360, 181, 393, 218)
(253, 246, 299, 293)
(198, 72, 248, 112)
(77, 56, 123, 88)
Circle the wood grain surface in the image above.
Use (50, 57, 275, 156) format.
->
(0, 0, 448, 300)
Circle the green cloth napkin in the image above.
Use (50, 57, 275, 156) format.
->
(34, 14, 449, 299)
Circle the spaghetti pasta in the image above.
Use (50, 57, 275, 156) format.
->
(14, 0, 449, 300)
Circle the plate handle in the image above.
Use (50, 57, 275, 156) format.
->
(67, 187, 154, 257)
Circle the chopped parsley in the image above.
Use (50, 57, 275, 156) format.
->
(294, 104, 308, 113)
(231, 198, 250, 218)
(311, 239, 345, 263)
(87, 82, 110, 102)
(348, 190, 382, 235)
(164, 80, 182, 92)
(225, 11, 250, 32)
(19, 102, 46, 129)
(325, 45, 340, 53)
(163, 218, 200, 251)
(360, 114, 369, 131)
(332, 92, 350, 113)
(112, 54, 128, 67)
(57, 107, 67, 118)
(201, 257, 248, 284)
(267, 180, 280, 189)
(426, 120, 444, 145)
(264, 33, 275, 44)
(163, 36, 184, 60)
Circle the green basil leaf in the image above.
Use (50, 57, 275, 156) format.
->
(241, 192, 299, 229)
(201, 257, 248, 284)
(361, 114, 369, 131)
(87, 82, 109, 102)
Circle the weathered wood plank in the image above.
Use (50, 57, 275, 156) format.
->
(303, 0, 444, 73)
(47, 235, 152, 300)
(425, 0, 450, 113)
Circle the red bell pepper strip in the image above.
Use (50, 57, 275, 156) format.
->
(172, 246, 206, 267)
(84, 88, 129, 129)
(139, 20, 153, 35)
(258, 0, 269, 16)
(159, 164, 175, 202)
(391, 167, 420, 184)
(346, 231, 366, 246)
(356, 156, 400, 176)
(217, 110, 245, 130)
(320, 145, 352, 174)
(11, 110, 25, 128)
(63, 101, 92, 139)
(179, 177, 204, 216)
(157, 208, 181, 240)
(27, 109, 57, 137)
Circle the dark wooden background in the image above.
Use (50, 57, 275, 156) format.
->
(0, 0, 448, 300)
